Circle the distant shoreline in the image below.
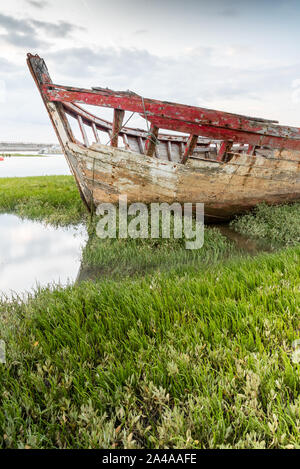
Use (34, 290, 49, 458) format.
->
(0, 142, 60, 153)
(0, 153, 62, 157)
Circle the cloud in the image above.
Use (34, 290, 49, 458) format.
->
(1, 32, 48, 48)
(47, 46, 160, 84)
(27, 0, 48, 8)
(0, 13, 82, 48)
(0, 13, 33, 35)
(0, 57, 20, 73)
(0, 79, 6, 103)
(43, 45, 282, 102)
(1, 41, 300, 142)
(218, 6, 239, 17)
(134, 29, 148, 35)
(31, 19, 84, 38)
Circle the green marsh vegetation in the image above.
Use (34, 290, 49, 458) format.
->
(0, 176, 86, 226)
(231, 202, 300, 247)
(80, 200, 300, 277)
(0, 176, 236, 275)
(1, 248, 299, 448)
(0, 175, 299, 448)
(81, 214, 235, 278)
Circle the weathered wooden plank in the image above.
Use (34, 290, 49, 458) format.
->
(247, 144, 256, 155)
(68, 140, 300, 222)
(147, 116, 300, 152)
(182, 134, 198, 164)
(78, 115, 89, 147)
(92, 122, 100, 143)
(155, 144, 160, 158)
(63, 103, 215, 146)
(217, 141, 233, 161)
(46, 82, 279, 127)
(44, 83, 299, 145)
(111, 109, 125, 147)
(122, 133, 131, 150)
(145, 125, 159, 157)
(167, 141, 172, 161)
(138, 137, 145, 154)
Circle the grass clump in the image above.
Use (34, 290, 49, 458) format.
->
(0, 176, 86, 226)
(0, 248, 299, 449)
(231, 202, 300, 246)
(81, 214, 235, 277)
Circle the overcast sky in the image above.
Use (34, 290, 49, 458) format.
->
(1, 0, 300, 142)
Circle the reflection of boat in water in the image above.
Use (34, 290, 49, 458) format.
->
(215, 225, 274, 255)
(28, 53, 300, 222)
(75, 226, 274, 284)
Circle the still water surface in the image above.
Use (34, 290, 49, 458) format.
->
(0, 155, 70, 178)
(0, 155, 84, 299)
(0, 214, 87, 299)
(0, 156, 272, 299)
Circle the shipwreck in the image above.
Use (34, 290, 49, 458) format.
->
(27, 53, 300, 221)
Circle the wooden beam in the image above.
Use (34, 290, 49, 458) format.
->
(217, 141, 233, 161)
(45, 82, 280, 131)
(167, 141, 172, 161)
(111, 109, 125, 147)
(63, 103, 212, 144)
(181, 134, 198, 164)
(122, 133, 131, 150)
(247, 144, 256, 155)
(148, 115, 300, 152)
(42, 80, 300, 150)
(138, 137, 145, 154)
(77, 116, 89, 147)
(91, 122, 100, 143)
(145, 125, 159, 157)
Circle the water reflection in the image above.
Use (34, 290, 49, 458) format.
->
(0, 212, 276, 300)
(0, 214, 87, 299)
(0, 155, 70, 178)
(215, 224, 275, 254)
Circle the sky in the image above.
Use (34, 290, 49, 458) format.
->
(1, 0, 300, 142)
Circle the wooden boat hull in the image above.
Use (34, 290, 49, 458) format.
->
(65, 141, 300, 221)
(26, 54, 300, 221)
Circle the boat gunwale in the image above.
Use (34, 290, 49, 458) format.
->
(42, 81, 300, 146)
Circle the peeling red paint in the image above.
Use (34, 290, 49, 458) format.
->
(41, 82, 300, 151)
